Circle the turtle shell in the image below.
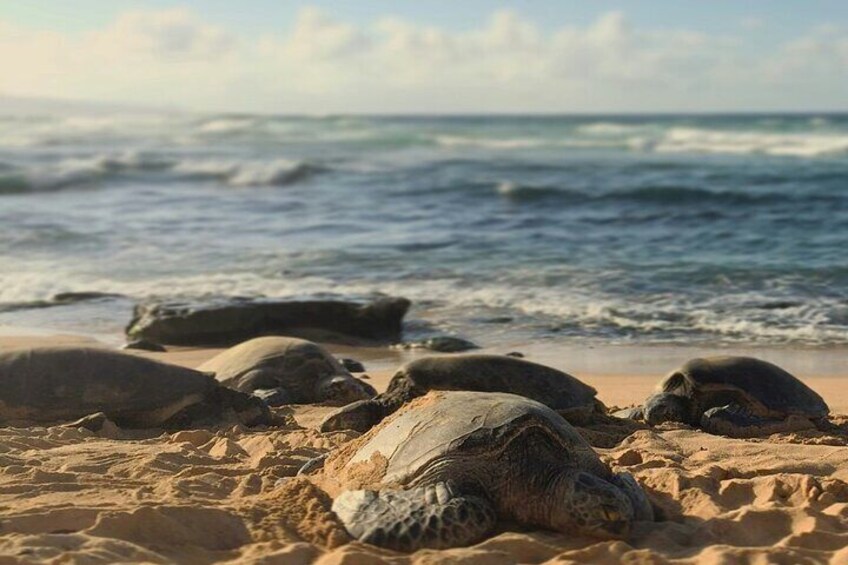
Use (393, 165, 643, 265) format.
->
(393, 355, 599, 412)
(325, 391, 606, 490)
(0, 347, 215, 424)
(199, 336, 349, 392)
(659, 356, 829, 419)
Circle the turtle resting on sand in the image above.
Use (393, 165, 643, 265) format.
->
(0, 347, 270, 429)
(199, 337, 376, 406)
(615, 356, 830, 437)
(321, 354, 604, 433)
(307, 391, 654, 552)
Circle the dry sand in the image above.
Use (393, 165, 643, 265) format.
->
(1, 334, 848, 563)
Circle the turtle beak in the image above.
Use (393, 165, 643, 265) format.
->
(320, 375, 369, 404)
(598, 505, 630, 538)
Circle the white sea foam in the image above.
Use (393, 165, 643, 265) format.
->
(174, 158, 321, 187)
(577, 122, 645, 135)
(197, 118, 257, 134)
(1, 153, 323, 192)
(434, 135, 546, 149)
(2, 259, 847, 345)
(654, 127, 848, 157)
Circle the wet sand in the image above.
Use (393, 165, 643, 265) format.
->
(1, 333, 848, 563)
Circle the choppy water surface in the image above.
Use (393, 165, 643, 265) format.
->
(1, 112, 847, 345)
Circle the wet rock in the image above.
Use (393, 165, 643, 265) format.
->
(394, 336, 480, 353)
(122, 340, 167, 352)
(126, 296, 410, 346)
(52, 292, 125, 304)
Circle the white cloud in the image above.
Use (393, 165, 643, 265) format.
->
(1, 7, 846, 113)
(91, 8, 236, 60)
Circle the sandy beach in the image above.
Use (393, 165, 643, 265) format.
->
(1, 333, 847, 564)
(4, 3, 848, 562)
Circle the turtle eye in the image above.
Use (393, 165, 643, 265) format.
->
(602, 506, 621, 522)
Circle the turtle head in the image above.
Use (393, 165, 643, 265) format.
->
(320, 399, 384, 433)
(554, 471, 634, 539)
(162, 387, 271, 429)
(235, 369, 280, 392)
(213, 387, 271, 427)
(316, 374, 375, 405)
(643, 392, 693, 426)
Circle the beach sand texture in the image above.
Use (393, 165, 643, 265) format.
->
(1, 335, 848, 564)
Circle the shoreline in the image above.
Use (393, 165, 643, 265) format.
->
(2, 330, 848, 562)
(3, 330, 848, 413)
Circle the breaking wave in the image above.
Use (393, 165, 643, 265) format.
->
(0, 154, 325, 193)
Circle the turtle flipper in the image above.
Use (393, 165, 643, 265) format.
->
(297, 453, 328, 476)
(701, 403, 815, 438)
(332, 481, 497, 552)
(611, 472, 654, 522)
(253, 387, 292, 406)
(612, 406, 644, 421)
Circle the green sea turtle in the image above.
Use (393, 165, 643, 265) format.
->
(321, 354, 604, 433)
(199, 336, 376, 406)
(309, 391, 653, 552)
(0, 347, 269, 429)
(617, 356, 830, 437)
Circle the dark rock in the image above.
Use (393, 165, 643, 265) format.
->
(339, 358, 366, 373)
(0, 291, 126, 314)
(126, 296, 411, 347)
(122, 340, 167, 352)
(396, 336, 480, 353)
(52, 292, 125, 304)
(758, 300, 802, 310)
(505, 351, 524, 358)
(481, 316, 513, 324)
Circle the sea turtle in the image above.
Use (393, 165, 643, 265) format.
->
(617, 356, 830, 437)
(308, 391, 653, 552)
(0, 347, 269, 429)
(321, 354, 604, 433)
(199, 336, 376, 406)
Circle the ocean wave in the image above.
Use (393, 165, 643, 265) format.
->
(495, 181, 585, 202)
(0, 154, 325, 194)
(4, 263, 848, 346)
(654, 127, 848, 157)
(173, 158, 324, 187)
(196, 117, 258, 135)
(0, 156, 121, 193)
(604, 186, 777, 205)
(430, 124, 848, 158)
(576, 122, 647, 135)
(494, 182, 841, 206)
(434, 135, 547, 149)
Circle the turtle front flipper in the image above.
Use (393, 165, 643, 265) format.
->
(612, 406, 644, 421)
(253, 387, 292, 406)
(332, 481, 497, 552)
(297, 453, 328, 476)
(701, 403, 815, 438)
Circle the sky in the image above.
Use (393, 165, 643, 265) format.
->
(1, 1, 847, 114)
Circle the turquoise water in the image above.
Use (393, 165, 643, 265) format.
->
(1, 113, 847, 345)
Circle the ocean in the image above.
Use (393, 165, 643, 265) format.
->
(1, 112, 847, 347)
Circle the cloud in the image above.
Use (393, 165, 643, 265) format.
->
(91, 8, 236, 60)
(1, 7, 846, 113)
